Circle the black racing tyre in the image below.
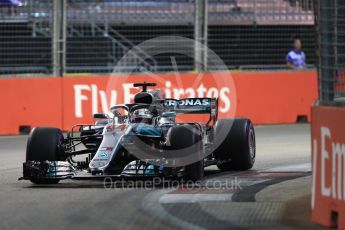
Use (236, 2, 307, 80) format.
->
(214, 118, 255, 171)
(184, 160, 204, 182)
(168, 125, 204, 181)
(26, 127, 65, 184)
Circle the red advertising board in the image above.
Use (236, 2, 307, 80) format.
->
(311, 106, 345, 229)
(0, 71, 317, 135)
(0, 77, 63, 134)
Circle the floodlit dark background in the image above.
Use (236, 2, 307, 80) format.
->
(2, 1, 345, 229)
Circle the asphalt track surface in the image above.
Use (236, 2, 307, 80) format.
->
(0, 124, 324, 230)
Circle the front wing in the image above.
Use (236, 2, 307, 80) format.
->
(20, 160, 174, 181)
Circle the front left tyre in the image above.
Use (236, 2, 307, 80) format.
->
(167, 124, 204, 181)
(26, 127, 65, 184)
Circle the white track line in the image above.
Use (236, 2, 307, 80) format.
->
(159, 194, 233, 204)
(261, 163, 311, 172)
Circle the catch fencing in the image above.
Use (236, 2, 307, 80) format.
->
(0, 0, 315, 76)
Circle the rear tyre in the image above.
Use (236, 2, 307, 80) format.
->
(26, 127, 65, 184)
(214, 118, 255, 171)
(168, 125, 204, 181)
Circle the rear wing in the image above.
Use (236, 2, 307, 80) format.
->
(164, 98, 218, 125)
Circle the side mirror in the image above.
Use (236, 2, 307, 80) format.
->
(93, 113, 109, 119)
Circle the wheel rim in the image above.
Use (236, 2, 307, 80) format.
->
(248, 127, 255, 159)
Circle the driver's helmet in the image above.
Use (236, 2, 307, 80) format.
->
(133, 108, 153, 124)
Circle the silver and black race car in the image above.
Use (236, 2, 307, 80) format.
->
(21, 82, 256, 184)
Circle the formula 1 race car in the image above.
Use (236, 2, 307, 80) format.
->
(21, 82, 255, 184)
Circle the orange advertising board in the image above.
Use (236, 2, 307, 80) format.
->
(0, 71, 317, 135)
(0, 77, 62, 134)
(311, 106, 345, 229)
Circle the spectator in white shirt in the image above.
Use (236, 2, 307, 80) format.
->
(286, 37, 306, 69)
